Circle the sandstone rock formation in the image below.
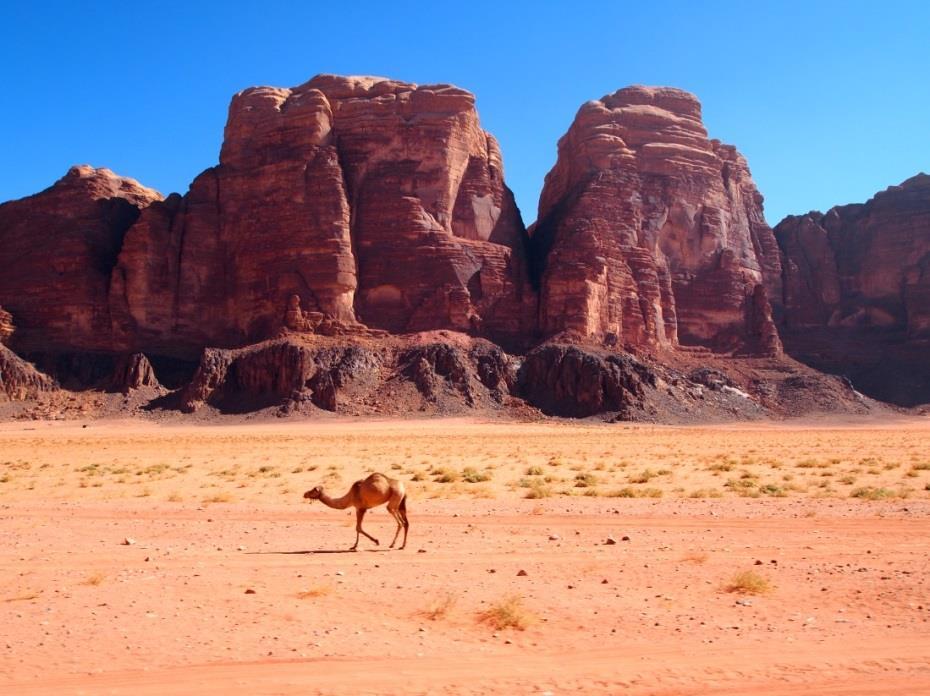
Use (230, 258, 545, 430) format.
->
(178, 335, 514, 415)
(0, 307, 13, 345)
(518, 344, 656, 418)
(0, 345, 56, 400)
(0, 166, 162, 353)
(109, 353, 160, 394)
(111, 75, 534, 357)
(0, 75, 910, 419)
(529, 86, 782, 356)
(775, 173, 930, 405)
(0, 310, 56, 400)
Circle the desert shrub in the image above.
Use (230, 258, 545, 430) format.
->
(478, 595, 534, 631)
(420, 592, 457, 620)
(758, 483, 786, 497)
(524, 481, 552, 499)
(724, 570, 771, 595)
(432, 467, 459, 483)
(461, 467, 491, 483)
(850, 487, 896, 500)
(574, 472, 598, 488)
(628, 469, 657, 484)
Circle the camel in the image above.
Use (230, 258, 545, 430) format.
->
(303, 473, 409, 551)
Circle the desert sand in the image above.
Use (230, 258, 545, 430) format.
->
(1, 417, 929, 694)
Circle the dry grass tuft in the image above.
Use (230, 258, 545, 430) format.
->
(296, 584, 332, 599)
(724, 570, 771, 595)
(461, 467, 491, 483)
(478, 595, 535, 631)
(202, 492, 233, 503)
(524, 481, 552, 499)
(3, 591, 41, 602)
(419, 591, 457, 620)
(850, 486, 896, 500)
(82, 572, 106, 586)
(681, 551, 708, 564)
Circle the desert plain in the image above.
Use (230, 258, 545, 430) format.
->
(1, 416, 929, 694)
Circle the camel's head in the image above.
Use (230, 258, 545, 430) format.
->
(303, 486, 322, 501)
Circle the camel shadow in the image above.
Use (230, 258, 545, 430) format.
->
(247, 548, 393, 555)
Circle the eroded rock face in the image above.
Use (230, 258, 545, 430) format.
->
(112, 75, 534, 356)
(109, 353, 160, 394)
(530, 86, 782, 356)
(0, 344, 56, 400)
(0, 307, 13, 345)
(178, 335, 514, 415)
(0, 166, 162, 352)
(0, 309, 56, 400)
(775, 174, 930, 405)
(518, 344, 657, 418)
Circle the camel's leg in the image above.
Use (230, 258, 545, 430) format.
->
(398, 497, 409, 550)
(387, 506, 403, 548)
(355, 508, 379, 547)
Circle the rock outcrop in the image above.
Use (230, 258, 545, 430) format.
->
(518, 344, 657, 418)
(2, 75, 913, 419)
(111, 75, 534, 357)
(529, 86, 782, 356)
(0, 310, 56, 400)
(109, 353, 160, 394)
(0, 345, 56, 400)
(775, 174, 930, 405)
(0, 166, 162, 353)
(177, 334, 515, 415)
(0, 307, 13, 345)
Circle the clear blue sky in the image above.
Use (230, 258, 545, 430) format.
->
(2, 1, 928, 225)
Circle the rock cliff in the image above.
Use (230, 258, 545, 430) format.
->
(775, 173, 930, 405)
(529, 86, 782, 356)
(0, 308, 56, 400)
(111, 75, 534, 356)
(0, 75, 911, 418)
(0, 166, 162, 352)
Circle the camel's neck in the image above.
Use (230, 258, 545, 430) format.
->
(318, 488, 355, 510)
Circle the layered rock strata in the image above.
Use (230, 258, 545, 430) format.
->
(774, 173, 930, 404)
(111, 75, 534, 356)
(0, 166, 161, 352)
(0, 310, 56, 400)
(529, 86, 782, 355)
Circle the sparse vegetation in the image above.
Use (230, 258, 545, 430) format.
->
(432, 467, 459, 483)
(419, 591, 457, 620)
(606, 486, 662, 498)
(462, 467, 491, 483)
(724, 570, 771, 595)
(681, 551, 708, 564)
(296, 584, 332, 599)
(524, 481, 553, 499)
(628, 469, 658, 484)
(574, 472, 598, 488)
(478, 595, 535, 631)
(850, 487, 896, 500)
